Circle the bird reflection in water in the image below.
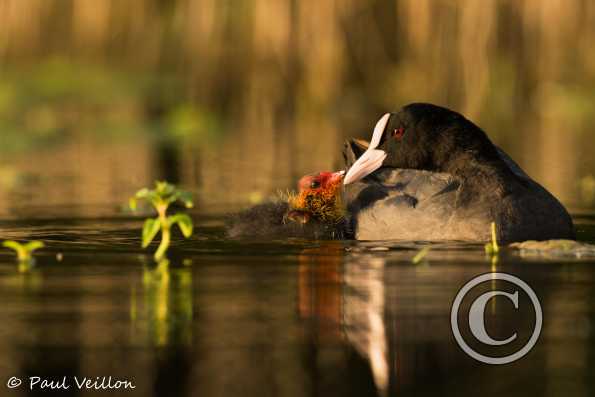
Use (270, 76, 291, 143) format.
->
(343, 255, 388, 392)
(297, 243, 389, 395)
(297, 243, 343, 339)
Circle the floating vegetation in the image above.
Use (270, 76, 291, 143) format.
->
(2, 240, 45, 263)
(412, 246, 431, 264)
(510, 240, 595, 259)
(129, 181, 194, 261)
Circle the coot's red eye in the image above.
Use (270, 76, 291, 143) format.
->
(392, 127, 405, 140)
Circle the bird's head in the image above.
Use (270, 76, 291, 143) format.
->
(343, 103, 501, 184)
(285, 171, 345, 224)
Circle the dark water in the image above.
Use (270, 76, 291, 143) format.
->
(1, 211, 595, 397)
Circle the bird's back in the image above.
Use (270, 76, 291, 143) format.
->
(344, 141, 575, 242)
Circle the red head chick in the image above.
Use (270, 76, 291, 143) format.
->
(285, 171, 345, 225)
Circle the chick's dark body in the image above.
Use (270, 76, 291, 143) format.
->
(227, 201, 351, 240)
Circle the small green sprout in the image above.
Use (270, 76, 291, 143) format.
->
(484, 222, 499, 256)
(412, 246, 431, 264)
(129, 181, 194, 261)
(3, 240, 45, 263)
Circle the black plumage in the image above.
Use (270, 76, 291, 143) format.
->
(344, 103, 575, 242)
(226, 201, 351, 240)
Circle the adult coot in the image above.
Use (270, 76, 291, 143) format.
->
(342, 103, 575, 242)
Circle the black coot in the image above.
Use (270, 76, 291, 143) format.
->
(342, 103, 575, 242)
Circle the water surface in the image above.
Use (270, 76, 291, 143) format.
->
(1, 211, 594, 397)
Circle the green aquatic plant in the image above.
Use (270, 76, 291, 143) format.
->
(2, 240, 45, 263)
(484, 222, 499, 256)
(412, 246, 431, 264)
(129, 181, 194, 261)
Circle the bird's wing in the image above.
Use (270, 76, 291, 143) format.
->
(344, 168, 472, 240)
(495, 145, 531, 181)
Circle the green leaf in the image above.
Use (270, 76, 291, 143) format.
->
(24, 241, 45, 252)
(130, 182, 194, 219)
(163, 192, 178, 205)
(178, 190, 194, 208)
(412, 246, 431, 264)
(142, 218, 161, 248)
(155, 181, 175, 196)
(2, 240, 22, 251)
(135, 188, 150, 199)
(169, 213, 193, 238)
(3, 240, 43, 262)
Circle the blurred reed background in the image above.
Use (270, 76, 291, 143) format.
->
(1, 0, 595, 217)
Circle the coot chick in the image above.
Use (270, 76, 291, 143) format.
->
(227, 172, 351, 239)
